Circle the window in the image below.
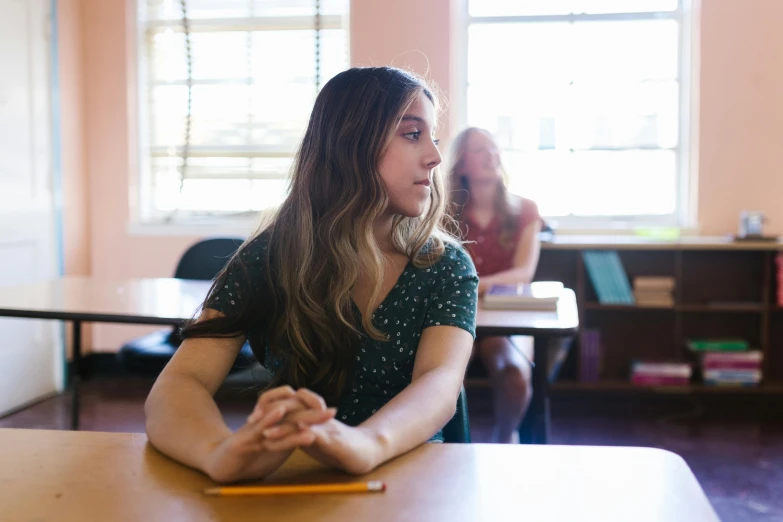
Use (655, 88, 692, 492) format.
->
(137, 0, 349, 222)
(464, 0, 690, 227)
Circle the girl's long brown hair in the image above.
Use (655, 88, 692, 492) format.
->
(447, 127, 519, 248)
(181, 67, 453, 404)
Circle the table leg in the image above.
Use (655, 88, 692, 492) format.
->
(518, 335, 550, 444)
(70, 320, 81, 431)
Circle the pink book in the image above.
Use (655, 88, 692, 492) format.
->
(703, 351, 763, 364)
(632, 375, 690, 386)
(702, 360, 761, 370)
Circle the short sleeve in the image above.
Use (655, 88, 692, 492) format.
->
(423, 244, 479, 338)
(204, 233, 270, 320)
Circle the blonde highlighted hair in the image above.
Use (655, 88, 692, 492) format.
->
(183, 67, 454, 403)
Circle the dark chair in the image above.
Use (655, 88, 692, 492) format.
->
(442, 386, 471, 443)
(117, 237, 255, 376)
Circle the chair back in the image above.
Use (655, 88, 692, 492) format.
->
(174, 238, 245, 280)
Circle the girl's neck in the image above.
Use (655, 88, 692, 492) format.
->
(466, 180, 497, 214)
(373, 214, 396, 255)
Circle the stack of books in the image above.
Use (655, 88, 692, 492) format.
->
(701, 351, 763, 387)
(633, 276, 675, 308)
(579, 329, 601, 382)
(482, 281, 563, 311)
(777, 253, 783, 306)
(687, 339, 762, 386)
(582, 251, 635, 305)
(631, 361, 692, 386)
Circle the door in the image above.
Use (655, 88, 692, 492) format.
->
(0, 0, 64, 416)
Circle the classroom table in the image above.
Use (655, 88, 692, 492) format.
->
(0, 428, 719, 522)
(0, 277, 210, 430)
(0, 277, 578, 441)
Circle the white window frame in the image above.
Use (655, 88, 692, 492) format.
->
(457, 0, 695, 232)
(133, 4, 348, 230)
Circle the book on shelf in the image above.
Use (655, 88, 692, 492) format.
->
(632, 374, 691, 386)
(633, 276, 675, 307)
(631, 361, 691, 384)
(631, 361, 692, 386)
(686, 339, 749, 352)
(604, 251, 635, 304)
(482, 281, 563, 311)
(703, 368, 762, 386)
(633, 276, 676, 291)
(703, 369, 762, 381)
(701, 351, 762, 372)
(699, 350, 763, 386)
(633, 291, 675, 308)
(633, 289, 673, 299)
(579, 329, 601, 383)
(632, 361, 693, 377)
(702, 350, 763, 364)
(702, 359, 762, 370)
(582, 251, 634, 305)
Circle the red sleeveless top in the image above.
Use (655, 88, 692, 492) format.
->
(460, 197, 541, 277)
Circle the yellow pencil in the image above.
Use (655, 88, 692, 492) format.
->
(204, 481, 386, 496)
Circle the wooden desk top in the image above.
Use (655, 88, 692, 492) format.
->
(0, 429, 717, 522)
(543, 234, 783, 251)
(476, 289, 578, 337)
(0, 276, 211, 325)
(0, 278, 579, 338)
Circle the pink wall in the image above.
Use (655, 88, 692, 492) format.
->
(350, 0, 458, 142)
(57, 0, 91, 357)
(63, 0, 199, 351)
(696, 0, 783, 235)
(58, 0, 90, 277)
(58, 0, 783, 352)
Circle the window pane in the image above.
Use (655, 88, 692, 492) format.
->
(140, 1, 348, 216)
(469, 0, 678, 17)
(152, 157, 293, 212)
(146, 0, 349, 21)
(468, 80, 679, 152)
(571, 21, 679, 82)
(151, 155, 293, 180)
(149, 29, 346, 84)
(469, 23, 574, 86)
(468, 20, 678, 87)
(467, 14, 681, 220)
(503, 150, 677, 217)
(155, 178, 290, 211)
(147, 30, 346, 150)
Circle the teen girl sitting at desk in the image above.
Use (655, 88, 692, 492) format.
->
(145, 67, 479, 483)
(448, 127, 543, 444)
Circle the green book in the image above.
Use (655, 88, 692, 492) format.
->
(583, 251, 615, 303)
(597, 252, 621, 303)
(604, 251, 635, 304)
(686, 339, 749, 352)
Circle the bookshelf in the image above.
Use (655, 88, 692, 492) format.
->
(533, 236, 783, 394)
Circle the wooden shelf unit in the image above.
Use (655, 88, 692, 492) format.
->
(531, 235, 783, 393)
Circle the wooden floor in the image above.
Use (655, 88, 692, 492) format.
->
(1, 377, 782, 522)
